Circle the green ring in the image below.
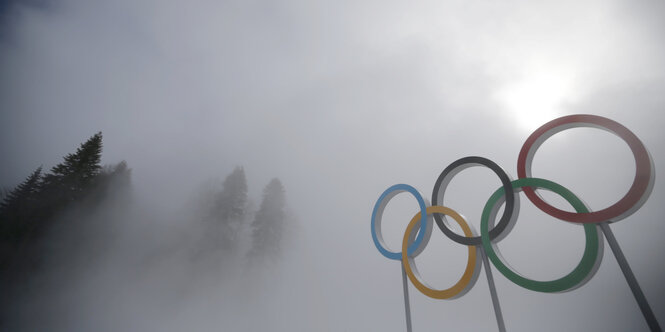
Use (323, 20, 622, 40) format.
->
(480, 177, 602, 293)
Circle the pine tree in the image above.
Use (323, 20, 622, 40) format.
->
(248, 178, 286, 262)
(39, 132, 103, 214)
(0, 167, 43, 241)
(1, 132, 131, 319)
(89, 161, 131, 204)
(1, 133, 109, 272)
(0, 187, 9, 203)
(210, 166, 248, 252)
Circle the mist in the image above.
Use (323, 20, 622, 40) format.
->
(1, 0, 664, 331)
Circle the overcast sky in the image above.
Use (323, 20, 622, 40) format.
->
(1, 0, 664, 331)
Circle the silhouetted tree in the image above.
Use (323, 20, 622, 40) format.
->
(89, 161, 131, 204)
(0, 167, 42, 244)
(0, 133, 128, 285)
(0, 186, 9, 203)
(248, 178, 286, 262)
(0, 168, 44, 281)
(39, 132, 103, 213)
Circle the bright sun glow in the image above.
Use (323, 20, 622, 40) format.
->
(495, 73, 575, 130)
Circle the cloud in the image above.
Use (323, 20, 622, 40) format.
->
(1, 0, 664, 330)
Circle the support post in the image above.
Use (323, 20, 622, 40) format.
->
(401, 263, 413, 332)
(599, 222, 661, 332)
(481, 248, 506, 332)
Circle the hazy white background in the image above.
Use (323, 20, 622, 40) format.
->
(1, 0, 664, 330)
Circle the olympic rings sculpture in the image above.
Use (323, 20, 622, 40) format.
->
(370, 114, 659, 331)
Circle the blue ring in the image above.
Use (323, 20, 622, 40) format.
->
(371, 184, 428, 260)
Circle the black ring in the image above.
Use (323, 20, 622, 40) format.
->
(432, 156, 517, 245)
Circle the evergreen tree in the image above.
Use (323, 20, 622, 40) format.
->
(248, 178, 286, 262)
(0, 167, 43, 241)
(0, 132, 133, 311)
(89, 161, 131, 203)
(39, 132, 103, 217)
(0, 132, 116, 273)
(0, 187, 9, 203)
(210, 166, 248, 252)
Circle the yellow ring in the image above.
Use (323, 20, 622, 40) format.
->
(401, 205, 478, 299)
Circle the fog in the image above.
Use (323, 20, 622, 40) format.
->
(1, 0, 664, 331)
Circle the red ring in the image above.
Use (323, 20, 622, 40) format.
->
(517, 114, 653, 224)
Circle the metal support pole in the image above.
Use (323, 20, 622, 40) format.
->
(401, 262, 413, 332)
(481, 248, 507, 332)
(599, 222, 661, 332)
